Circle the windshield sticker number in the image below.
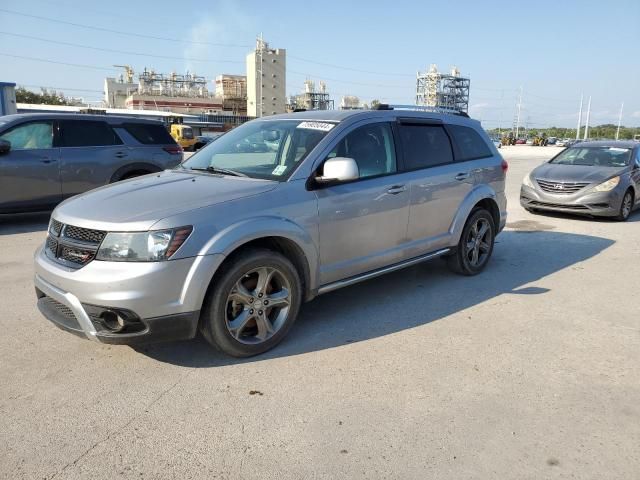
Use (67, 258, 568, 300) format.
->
(272, 165, 287, 176)
(297, 121, 335, 132)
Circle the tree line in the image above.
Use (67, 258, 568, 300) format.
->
(487, 124, 640, 141)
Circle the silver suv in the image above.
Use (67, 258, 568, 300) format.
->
(34, 109, 507, 357)
(0, 113, 183, 213)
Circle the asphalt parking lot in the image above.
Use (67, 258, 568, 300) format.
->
(1, 146, 639, 479)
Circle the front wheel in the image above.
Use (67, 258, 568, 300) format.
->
(447, 209, 495, 276)
(200, 249, 302, 357)
(615, 190, 633, 222)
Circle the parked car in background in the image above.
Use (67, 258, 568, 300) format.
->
(34, 108, 507, 357)
(0, 113, 183, 214)
(521, 141, 640, 221)
(170, 124, 197, 151)
(490, 137, 502, 149)
(515, 138, 527, 144)
(194, 133, 224, 151)
(547, 137, 557, 145)
(556, 139, 568, 147)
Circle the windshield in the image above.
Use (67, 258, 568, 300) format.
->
(550, 146, 632, 167)
(181, 120, 334, 180)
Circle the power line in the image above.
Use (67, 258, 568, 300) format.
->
(0, 31, 243, 64)
(0, 8, 252, 49)
(19, 84, 103, 94)
(0, 52, 116, 71)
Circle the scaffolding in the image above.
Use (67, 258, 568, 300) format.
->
(416, 65, 470, 113)
(291, 80, 334, 111)
(137, 69, 211, 98)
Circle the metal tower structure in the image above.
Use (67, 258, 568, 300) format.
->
(416, 65, 470, 113)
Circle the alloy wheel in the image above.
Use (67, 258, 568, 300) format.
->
(225, 267, 291, 345)
(465, 217, 492, 268)
(622, 193, 632, 219)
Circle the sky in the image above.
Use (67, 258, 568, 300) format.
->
(2, 0, 639, 128)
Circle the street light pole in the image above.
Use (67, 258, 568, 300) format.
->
(583, 96, 591, 141)
(576, 93, 583, 140)
(615, 102, 624, 140)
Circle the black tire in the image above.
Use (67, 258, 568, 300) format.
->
(199, 249, 302, 357)
(447, 208, 495, 276)
(615, 190, 633, 222)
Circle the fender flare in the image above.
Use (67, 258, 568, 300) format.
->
(110, 162, 162, 183)
(199, 216, 320, 293)
(449, 185, 501, 244)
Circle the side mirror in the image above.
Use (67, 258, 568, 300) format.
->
(0, 139, 10, 155)
(316, 157, 359, 185)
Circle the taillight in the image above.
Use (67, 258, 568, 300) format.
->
(501, 159, 509, 173)
(163, 145, 183, 155)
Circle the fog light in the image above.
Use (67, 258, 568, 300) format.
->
(100, 310, 126, 332)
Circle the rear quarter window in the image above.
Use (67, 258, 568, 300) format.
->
(447, 125, 492, 161)
(123, 123, 176, 145)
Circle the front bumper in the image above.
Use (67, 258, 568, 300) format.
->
(519, 184, 623, 217)
(34, 245, 225, 344)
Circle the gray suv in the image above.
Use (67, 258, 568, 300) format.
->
(0, 113, 183, 213)
(34, 108, 507, 357)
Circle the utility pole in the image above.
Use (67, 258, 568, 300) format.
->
(583, 96, 591, 140)
(576, 93, 583, 140)
(615, 102, 624, 140)
(515, 86, 523, 138)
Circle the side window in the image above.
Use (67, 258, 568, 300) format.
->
(325, 123, 396, 179)
(60, 120, 123, 147)
(123, 123, 175, 145)
(447, 125, 492, 161)
(398, 124, 453, 170)
(0, 122, 53, 150)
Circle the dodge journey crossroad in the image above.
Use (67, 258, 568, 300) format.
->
(34, 108, 508, 357)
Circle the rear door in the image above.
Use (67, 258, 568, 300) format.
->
(0, 120, 61, 212)
(58, 119, 127, 198)
(397, 120, 475, 254)
(117, 122, 182, 169)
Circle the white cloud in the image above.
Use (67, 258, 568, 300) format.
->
(632, 111, 640, 118)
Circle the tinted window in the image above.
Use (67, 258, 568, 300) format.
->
(0, 121, 53, 150)
(447, 125, 492, 161)
(124, 123, 175, 145)
(325, 123, 396, 179)
(398, 124, 453, 170)
(61, 120, 122, 147)
(550, 146, 631, 167)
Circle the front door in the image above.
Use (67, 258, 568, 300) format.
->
(315, 122, 411, 285)
(0, 120, 61, 213)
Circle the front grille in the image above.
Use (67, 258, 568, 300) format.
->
(46, 236, 58, 255)
(49, 219, 63, 236)
(536, 179, 590, 195)
(59, 246, 96, 266)
(40, 296, 75, 321)
(46, 219, 105, 268)
(63, 225, 106, 244)
(529, 201, 589, 211)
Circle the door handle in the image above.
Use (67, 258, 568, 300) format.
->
(40, 157, 56, 164)
(387, 185, 407, 195)
(115, 152, 128, 159)
(455, 172, 470, 181)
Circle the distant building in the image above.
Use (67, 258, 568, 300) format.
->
(246, 38, 286, 117)
(416, 64, 470, 113)
(289, 80, 334, 111)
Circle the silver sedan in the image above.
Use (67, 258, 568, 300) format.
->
(520, 141, 640, 221)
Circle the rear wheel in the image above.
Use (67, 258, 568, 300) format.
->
(615, 190, 633, 221)
(200, 249, 302, 357)
(447, 209, 495, 276)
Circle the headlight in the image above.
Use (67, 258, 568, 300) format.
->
(593, 176, 620, 192)
(96, 226, 192, 262)
(522, 174, 535, 188)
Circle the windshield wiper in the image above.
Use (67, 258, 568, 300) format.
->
(189, 166, 247, 177)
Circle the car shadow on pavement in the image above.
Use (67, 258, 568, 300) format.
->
(138, 229, 614, 367)
(0, 212, 51, 235)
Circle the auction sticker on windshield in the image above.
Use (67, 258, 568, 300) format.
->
(297, 121, 335, 132)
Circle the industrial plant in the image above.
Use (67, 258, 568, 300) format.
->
(416, 64, 470, 113)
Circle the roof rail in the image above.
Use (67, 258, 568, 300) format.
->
(389, 104, 469, 117)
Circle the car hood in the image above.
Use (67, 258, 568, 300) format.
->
(532, 163, 628, 184)
(53, 170, 278, 231)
